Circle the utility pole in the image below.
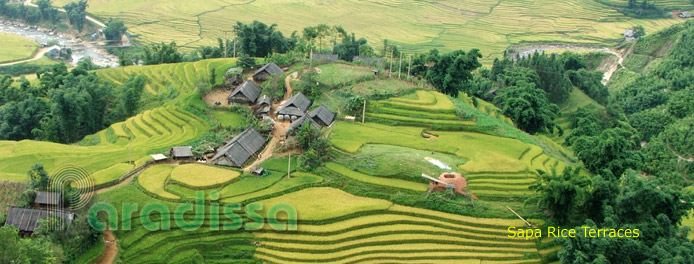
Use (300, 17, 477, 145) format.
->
(224, 31, 229, 58)
(310, 48, 313, 69)
(362, 100, 366, 123)
(389, 47, 394, 78)
(287, 154, 291, 179)
(128, 135, 132, 165)
(233, 37, 237, 58)
(398, 51, 403, 79)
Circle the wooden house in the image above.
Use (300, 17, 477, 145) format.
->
(228, 81, 262, 104)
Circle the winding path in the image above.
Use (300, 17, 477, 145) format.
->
(99, 230, 118, 264)
(242, 72, 298, 172)
(0, 45, 59, 66)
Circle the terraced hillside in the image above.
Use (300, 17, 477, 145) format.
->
(0, 59, 234, 183)
(52, 0, 687, 62)
(333, 90, 571, 202)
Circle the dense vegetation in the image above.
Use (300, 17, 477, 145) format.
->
(0, 61, 147, 143)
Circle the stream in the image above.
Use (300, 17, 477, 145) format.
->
(0, 20, 119, 68)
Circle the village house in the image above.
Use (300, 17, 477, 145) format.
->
(33, 191, 61, 209)
(680, 11, 692, 18)
(4, 207, 74, 236)
(277, 92, 312, 121)
(285, 115, 321, 136)
(228, 81, 262, 104)
(211, 128, 266, 167)
(170, 146, 194, 161)
(307, 105, 336, 127)
(253, 62, 284, 81)
(256, 95, 273, 116)
(623, 29, 636, 41)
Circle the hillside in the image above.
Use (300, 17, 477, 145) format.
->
(51, 0, 689, 61)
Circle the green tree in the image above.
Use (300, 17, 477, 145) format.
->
(426, 49, 482, 97)
(633, 25, 646, 38)
(234, 21, 290, 57)
(0, 226, 59, 264)
(142, 42, 183, 65)
(103, 18, 127, 42)
(493, 80, 559, 134)
(573, 128, 643, 177)
(295, 123, 331, 170)
(28, 163, 50, 191)
(238, 53, 256, 69)
(114, 74, 147, 119)
(63, 0, 87, 32)
(530, 167, 589, 225)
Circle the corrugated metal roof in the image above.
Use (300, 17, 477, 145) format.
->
(254, 62, 284, 76)
(257, 95, 272, 107)
(212, 128, 266, 167)
(280, 92, 311, 112)
(229, 81, 262, 103)
(171, 146, 193, 158)
(286, 116, 321, 136)
(34, 192, 61, 206)
(5, 207, 74, 232)
(308, 105, 335, 126)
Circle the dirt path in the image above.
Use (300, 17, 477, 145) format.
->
(668, 144, 694, 163)
(0, 45, 59, 67)
(98, 230, 117, 264)
(24, 0, 106, 27)
(243, 72, 299, 171)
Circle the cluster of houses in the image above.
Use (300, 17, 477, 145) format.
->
(169, 61, 337, 170)
(4, 192, 74, 236)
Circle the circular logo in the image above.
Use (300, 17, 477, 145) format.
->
(50, 165, 95, 211)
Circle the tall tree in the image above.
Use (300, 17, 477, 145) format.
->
(103, 18, 127, 42)
(426, 49, 482, 97)
(493, 80, 559, 134)
(63, 0, 87, 32)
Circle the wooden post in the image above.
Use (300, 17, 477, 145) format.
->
(362, 100, 366, 123)
(224, 31, 228, 58)
(506, 206, 532, 227)
(287, 154, 291, 179)
(233, 37, 237, 58)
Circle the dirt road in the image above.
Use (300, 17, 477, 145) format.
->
(98, 230, 118, 264)
(243, 72, 298, 171)
(0, 45, 59, 67)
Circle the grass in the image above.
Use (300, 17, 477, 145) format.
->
(624, 53, 652, 72)
(0, 33, 38, 63)
(211, 110, 245, 128)
(330, 122, 532, 173)
(345, 79, 422, 97)
(326, 162, 428, 192)
(337, 144, 468, 182)
(169, 164, 240, 188)
(314, 63, 375, 87)
(217, 171, 285, 198)
(52, 0, 683, 63)
(256, 187, 393, 221)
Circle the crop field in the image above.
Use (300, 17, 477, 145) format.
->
(312, 63, 374, 87)
(95, 58, 236, 98)
(253, 187, 554, 263)
(365, 90, 477, 129)
(170, 164, 241, 188)
(52, 0, 686, 63)
(0, 33, 38, 63)
(330, 120, 569, 201)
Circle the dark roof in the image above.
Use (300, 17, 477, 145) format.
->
(34, 192, 61, 206)
(171, 146, 193, 158)
(254, 62, 284, 76)
(280, 93, 312, 112)
(286, 116, 321, 136)
(277, 107, 305, 117)
(257, 95, 272, 107)
(5, 207, 74, 232)
(308, 105, 336, 126)
(311, 53, 339, 62)
(229, 81, 262, 103)
(212, 128, 266, 167)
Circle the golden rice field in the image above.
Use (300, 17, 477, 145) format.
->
(52, 0, 688, 62)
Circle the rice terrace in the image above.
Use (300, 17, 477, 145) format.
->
(0, 0, 694, 263)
